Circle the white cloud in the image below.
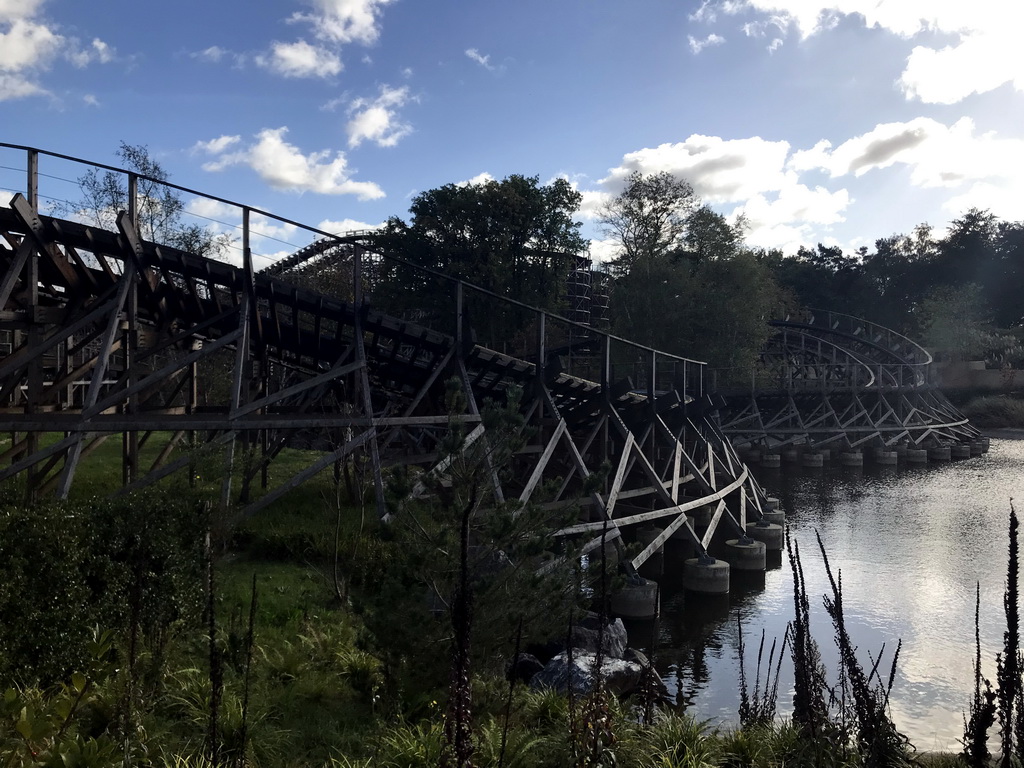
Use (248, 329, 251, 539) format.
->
(0, 71, 44, 100)
(192, 135, 242, 155)
(0, 18, 59, 71)
(596, 134, 853, 252)
(257, 39, 341, 78)
(588, 238, 620, 264)
(345, 84, 413, 148)
(604, 135, 794, 203)
(465, 48, 493, 70)
(82, 93, 98, 106)
(192, 46, 227, 63)
(577, 189, 612, 221)
(66, 37, 114, 68)
(455, 172, 494, 187)
(730, 1, 1024, 103)
(317, 217, 383, 234)
(0, 1, 112, 99)
(289, 0, 394, 46)
(199, 127, 385, 199)
(688, 33, 725, 54)
(901, 33, 1023, 104)
(690, 1, 718, 23)
(730, 185, 850, 249)
(789, 117, 1024, 191)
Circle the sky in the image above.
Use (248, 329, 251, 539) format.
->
(1, 0, 1022, 267)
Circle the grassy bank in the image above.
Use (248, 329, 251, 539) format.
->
(960, 395, 1024, 428)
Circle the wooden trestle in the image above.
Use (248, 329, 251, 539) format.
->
(0, 146, 772, 572)
(715, 310, 982, 451)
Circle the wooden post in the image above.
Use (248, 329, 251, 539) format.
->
(26, 150, 38, 210)
(353, 244, 386, 519)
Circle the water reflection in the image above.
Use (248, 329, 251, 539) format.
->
(649, 438, 1024, 751)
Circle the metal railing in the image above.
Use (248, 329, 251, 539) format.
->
(0, 142, 706, 401)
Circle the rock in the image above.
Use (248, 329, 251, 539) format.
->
(568, 620, 628, 659)
(507, 652, 544, 684)
(623, 648, 671, 702)
(530, 651, 644, 697)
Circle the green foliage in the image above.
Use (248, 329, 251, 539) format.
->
(359, 382, 581, 699)
(961, 396, 1024, 428)
(599, 172, 786, 375)
(0, 630, 121, 768)
(373, 174, 586, 349)
(599, 170, 697, 271)
(0, 492, 207, 685)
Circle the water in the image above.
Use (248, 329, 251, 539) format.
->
(645, 438, 1024, 752)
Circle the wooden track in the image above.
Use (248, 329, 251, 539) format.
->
(715, 310, 981, 450)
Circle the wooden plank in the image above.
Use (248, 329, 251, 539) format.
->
(555, 468, 747, 536)
(700, 499, 727, 550)
(518, 419, 567, 504)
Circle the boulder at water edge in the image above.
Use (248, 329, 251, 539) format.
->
(530, 652, 643, 697)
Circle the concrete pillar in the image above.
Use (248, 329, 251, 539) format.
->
(839, 451, 863, 466)
(905, 448, 928, 463)
(801, 452, 824, 468)
(746, 522, 784, 551)
(636, 525, 665, 554)
(951, 444, 971, 460)
(873, 450, 898, 466)
(970, 440, 983, 457)
(782, 447, 801, 463)
(683, 557, 730, 594)
(761, 452, 781, 468)
(817, 448, 832, 461)
(689, 504, 715, 529)
(740, 447, 761, 463)
(928, 446, 951, 462)
(610, 577, 659, 619)
(761, 509, 786, 526)
(895, 443, 908, 460)
(724, 538, 767, 571)
(980, 437, 990, 453)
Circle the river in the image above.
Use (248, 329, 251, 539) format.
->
(643, 436, 1024, 752)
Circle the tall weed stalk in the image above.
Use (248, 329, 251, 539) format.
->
(962, 582, 997, 768)
(786, 528, 828, 738)
(997, 504, 1020, 768)
(737, 614, 788, 729)
(815, 531, 909, 768)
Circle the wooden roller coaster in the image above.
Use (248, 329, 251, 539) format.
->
(0, 144, 773, 573)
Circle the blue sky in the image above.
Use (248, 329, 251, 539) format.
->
(2, 0, 1022, 266)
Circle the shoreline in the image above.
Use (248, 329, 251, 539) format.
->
(983, 427, 1024, 441)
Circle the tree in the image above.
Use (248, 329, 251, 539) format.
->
(599, 171, 783, 378)
(360, 382, 580, 711)
(61, 142, 228, 258)
(373, 175, 586, 350)
(679, 205, 746, 267)
(598, 170, 697, 272)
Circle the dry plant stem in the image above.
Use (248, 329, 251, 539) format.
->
(442, 487, 478, 768)
(998, 504, 1020, 768)
(497, 617, 523, 768)
(238, 573, 258, 768)
(206, 531, 222, 768)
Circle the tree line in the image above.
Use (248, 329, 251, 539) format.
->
(68, 145, 1024, 374)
